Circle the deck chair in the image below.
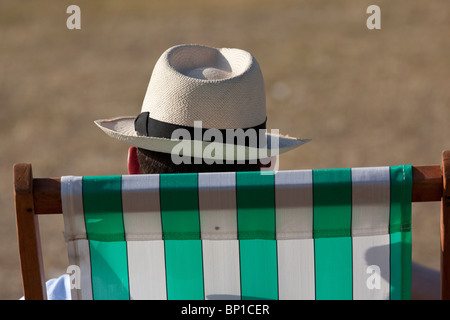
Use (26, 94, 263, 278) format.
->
(13, 150, 450, 300)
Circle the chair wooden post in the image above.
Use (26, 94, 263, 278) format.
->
(441, 151, 450, 300)
(14, 163, 47, 300)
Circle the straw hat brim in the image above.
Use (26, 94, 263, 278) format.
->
(95, 117, 310, 161)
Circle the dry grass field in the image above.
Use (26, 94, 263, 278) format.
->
(1, 0, 449, 299)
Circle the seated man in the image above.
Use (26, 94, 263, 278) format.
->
(46, 146, 441, 300)
(47, 44, 439, 299)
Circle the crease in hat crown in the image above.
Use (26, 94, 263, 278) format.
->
(140, 44, 267, 130)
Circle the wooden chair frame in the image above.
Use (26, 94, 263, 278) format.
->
(13, 150, 450, 300)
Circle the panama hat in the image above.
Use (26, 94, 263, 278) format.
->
(95, 44, 310, 161)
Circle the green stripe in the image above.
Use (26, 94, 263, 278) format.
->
(89, 240, 129, 300)
(313, 169, 352, 299)
(389, 165, 413, 233)
(160, 173, 200, 240)
(236, 172, 278, 300)
(160, 173, 203, 299)
(236, 172, 276, 239)
(164, 240, 204, 300)
(314, 237, 352, 300)
(390, 231, 412, 300)
(313, 169, 352, 238)
(82, 176, 129, 300)
(239, 240, 278, 300)
(82, 176, 125, 241)
(389, 165, 412, 300)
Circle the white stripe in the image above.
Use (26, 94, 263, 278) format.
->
(351, 167, 391, 236)
(121, 175, 162, 240)
(62, 177, 92, 299)
(352, 235, 391, 300)
(351, 167, 391, 299)
(198, 172, 238, 240)
(67, 240, 92, 300)
(198, 173, 240, 299)
(277, 239, 315, 299)
(202, 240, 241, 300)
(122, 175, 166, 299)
(61, 176, 86, 241)
(274, 170, 315, 299)
(274, 170, 313, 240)
(127, 240, 167, 300)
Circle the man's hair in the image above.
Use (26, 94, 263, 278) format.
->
(136, 148, 266, 174)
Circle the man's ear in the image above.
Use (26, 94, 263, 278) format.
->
(127, 146, 141, 174)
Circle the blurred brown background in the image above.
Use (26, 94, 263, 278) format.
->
(1, 0, 449, 299)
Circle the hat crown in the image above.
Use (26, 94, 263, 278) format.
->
(141, 44, 266, 129)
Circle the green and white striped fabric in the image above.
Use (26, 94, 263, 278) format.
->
(61, 165, 412, 300)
